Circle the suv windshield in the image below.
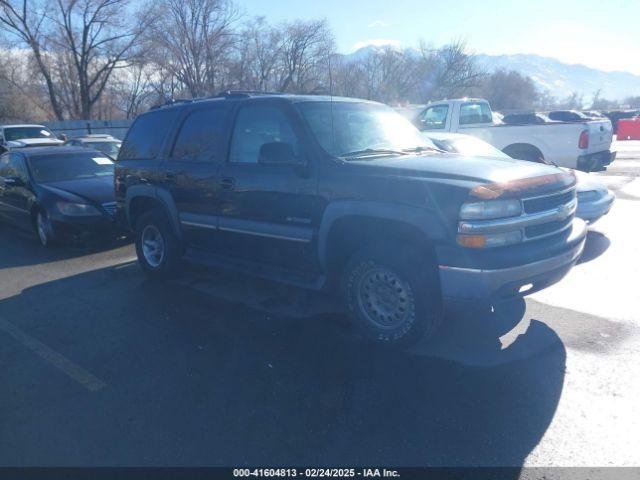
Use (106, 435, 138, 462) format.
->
(28, 152, 114, 183)
(297, 101, 436, 158)
(4, 127, 56, 141)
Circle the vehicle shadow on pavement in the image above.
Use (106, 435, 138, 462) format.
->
(0, 223, 130, 269)
(577, 230, 610, 264)
(0, 263, 565, 474)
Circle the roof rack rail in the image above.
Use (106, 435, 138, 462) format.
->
(214, 90, 285, 98)
(149, 98, 194, 110)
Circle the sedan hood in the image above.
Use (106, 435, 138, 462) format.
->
(7, 138, 64, 147)
(350, 152, 575, 197)
(39, 176, 115, 205)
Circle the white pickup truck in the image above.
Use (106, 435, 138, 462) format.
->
(402, 98, 615, 171)
(0, 124, 64, 154)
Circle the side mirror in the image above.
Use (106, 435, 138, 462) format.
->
(58, 133, 68, 142)
(3, 176, 25, 187)
(258, 142, 298, 165)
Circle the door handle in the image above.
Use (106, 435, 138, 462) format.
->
(164, 172, 177, 183)
(219, 177, 235, 189)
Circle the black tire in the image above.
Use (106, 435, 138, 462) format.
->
(341, 244, 443, 348)
(34, 209, 56, 248)
(134, 209, 182, 278)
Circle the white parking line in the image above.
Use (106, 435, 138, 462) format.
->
(0, 316, 106, 392)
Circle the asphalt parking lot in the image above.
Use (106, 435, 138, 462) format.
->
(1, 142, 640, 469)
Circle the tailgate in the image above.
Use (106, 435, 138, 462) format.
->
(586, 120, 613, 153)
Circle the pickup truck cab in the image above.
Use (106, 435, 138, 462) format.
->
(411, 98, 615, 171)
(116, 92, 586, 348)
(0, 124, 64, 154)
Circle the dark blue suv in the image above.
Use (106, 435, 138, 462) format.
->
(115, 92, 586, 348)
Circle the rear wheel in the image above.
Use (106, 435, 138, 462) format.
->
(342, 244, 442, 348)
(134, 210, 182, 278)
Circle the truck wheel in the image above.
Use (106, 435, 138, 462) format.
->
(134, 210, 181, 278)
(342, 245, 443, 348)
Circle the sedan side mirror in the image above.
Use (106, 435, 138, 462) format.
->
(2, 176, 25, 187)
(258, 141, 299, 165)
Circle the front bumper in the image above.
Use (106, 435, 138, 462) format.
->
(439, 218, 587, 301)
(576, 190, 615, 223)
(577, 150, 616, 172)
(50, 214, 126, 244)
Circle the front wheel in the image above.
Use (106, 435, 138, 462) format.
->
(35, 210, 56, 247)
(342, 245, 443, 348)
(134, 210, 182, 278)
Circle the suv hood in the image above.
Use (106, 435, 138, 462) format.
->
(39, 176, 115, 205)
(349, 152, 575, 197)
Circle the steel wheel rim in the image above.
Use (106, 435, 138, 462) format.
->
(357, 266, 415, 329)
(141, 225, 165, 268)
(37, 213, 48, 246)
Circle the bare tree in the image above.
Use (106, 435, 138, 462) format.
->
(147, 0, 239, 98)
(417, 39, 485, 100)
(477, 69, 539, 111)
(0, 0, 66, 119)
(52, 0, 148, 118)
(276, 19, 335, 93)
(233, 17, 283, 91)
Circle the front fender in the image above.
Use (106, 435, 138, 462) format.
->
(317, 200, 450, 269)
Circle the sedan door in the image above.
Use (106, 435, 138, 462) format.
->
(0, 152, 33, 229)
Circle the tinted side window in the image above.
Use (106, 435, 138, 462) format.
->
(420, 105, 448, 129)
(459, 102, 492, 125)
(0, 153, 27, 180)
(229, 105, 301, 164)
(119, 108, 179, 160)
(171, 106, 229, 162)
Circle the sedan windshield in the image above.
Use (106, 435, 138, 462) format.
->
(297, 101, 437, 158)
(4, 127, 56, 141)
(28, 152, 114, 183)
(86, 141, 121, 159)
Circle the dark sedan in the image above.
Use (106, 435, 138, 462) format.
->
(0, 146, 122, 246)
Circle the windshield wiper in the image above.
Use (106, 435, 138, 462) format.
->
(340, 148, 408, 159)
(402, 146, 446, 154)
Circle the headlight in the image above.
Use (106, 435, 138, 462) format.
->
(577, 190, 600, 202)
(56, 201, 100, 216)
(457, 230, 523, 248)
(459, 199, 522, 220)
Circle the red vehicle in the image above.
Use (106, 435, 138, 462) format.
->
(617, 117, 640, 140)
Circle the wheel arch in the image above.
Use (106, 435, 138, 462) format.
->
(502, 143, 545, 162)
(126, 185, 181, 238)
(318, 201, 447, 279)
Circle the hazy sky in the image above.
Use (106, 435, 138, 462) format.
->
(240, 0, 640, 75)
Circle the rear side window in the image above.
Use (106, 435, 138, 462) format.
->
(459, 102, 492, 125)
(119, 108, 179, 160)
(171, 105, 229, 162)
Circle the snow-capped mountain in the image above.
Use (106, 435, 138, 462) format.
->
(343, 47, 640, 101)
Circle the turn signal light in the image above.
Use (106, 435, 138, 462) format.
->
(457, 235, 487, 248)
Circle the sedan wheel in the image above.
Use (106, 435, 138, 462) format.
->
(36, 211, 52, 247)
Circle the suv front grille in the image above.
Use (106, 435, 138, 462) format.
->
(525, 217, 573, 238)
(523, 189, 574, 214)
